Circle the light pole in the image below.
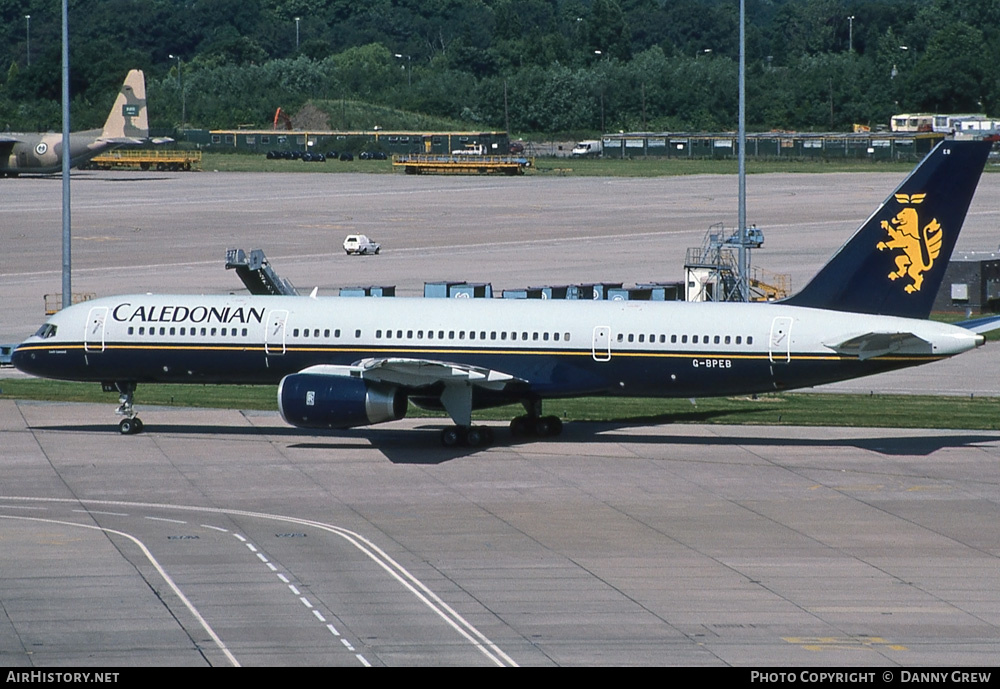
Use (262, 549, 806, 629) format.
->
(169, 54, 185, 125)
(847, 15, 855, 53)
(25, 15, 30, 66)
(394, 53, 411, 87)
(295, 17, 301, 49)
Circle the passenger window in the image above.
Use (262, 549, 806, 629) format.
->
(671, 335, 677, 343)
(725, 335, 731, 344)
(692, 335, 698, 344)
(714, 335, 720, 344)
(638, 334, 644, 343)
(681, 335, 688, 343)
(736, 336, 742, 344)
(293, 329, 299, 337)
(355, 329, 361, 338)
(376, 330, 382, 338)
(747, 336, 753, 345)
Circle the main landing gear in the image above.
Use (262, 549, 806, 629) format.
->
(440, 425, 494, 448)
(105, 381, 144, 435)
(509, 414, 563, 439)
(437, 399, 564, 447)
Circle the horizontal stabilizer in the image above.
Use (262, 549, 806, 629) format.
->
(97, 137, 147, 145)
(956, 314, 1000, 334)
(827, 332, 933, 360)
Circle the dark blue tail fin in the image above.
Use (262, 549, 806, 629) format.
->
(781, 139, 992, 318)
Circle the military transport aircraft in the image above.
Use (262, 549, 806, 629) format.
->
(11, 139, 998, 446)
(1, 69, 162, 176)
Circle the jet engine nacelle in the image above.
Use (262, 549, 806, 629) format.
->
(278, 373, 407, 429)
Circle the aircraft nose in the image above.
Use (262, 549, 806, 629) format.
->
(11, 343, 37, 375)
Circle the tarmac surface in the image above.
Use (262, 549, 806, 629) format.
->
(1, 167, 1000, 666)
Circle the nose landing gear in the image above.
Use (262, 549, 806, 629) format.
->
(105, 381, 144, 435)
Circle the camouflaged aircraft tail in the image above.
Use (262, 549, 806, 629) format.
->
(100, 70, 148, 142)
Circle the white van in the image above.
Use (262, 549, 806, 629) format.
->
(571, 140, 602, 157)
(343, 234, 381, 255)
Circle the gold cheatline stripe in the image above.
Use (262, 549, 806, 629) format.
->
(17, 342, 945, 364)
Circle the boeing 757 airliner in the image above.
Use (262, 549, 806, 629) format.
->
(12, 139, 997, 446)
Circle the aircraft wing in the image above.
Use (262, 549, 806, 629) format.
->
(826, 332, 933, 360)
(0, 136, 23, 143)
(955, 315, 1000, 334)
(300, 358, 526, 391)
(296, 358, 527, 427)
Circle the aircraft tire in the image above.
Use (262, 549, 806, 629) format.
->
(533, 417, 553, 437)
(441, 427, 462, 447)
(465, 427, 485, 447)
(510, 416, 530, 437)
(119, 418, 137, 435)
(544, 416, 563, 436)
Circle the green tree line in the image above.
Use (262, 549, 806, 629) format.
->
(2, 0, 998, 134)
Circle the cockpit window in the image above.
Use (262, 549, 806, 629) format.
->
(34, 323, 58, 339)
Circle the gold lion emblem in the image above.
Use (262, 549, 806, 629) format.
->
(876, 193, 942, 293)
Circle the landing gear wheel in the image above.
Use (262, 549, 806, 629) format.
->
(510, 414, 563, 439)
(510, 416, 531, 437)
(119, 418, 142, 435)
(441, 425, 494, 448)
(441, 427, 463, 447)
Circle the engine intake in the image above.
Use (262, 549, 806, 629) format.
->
(278, 373, 407, 429)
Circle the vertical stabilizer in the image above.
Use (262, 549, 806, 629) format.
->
(100, 69, 148, 141)
(781, 139, 992, 319)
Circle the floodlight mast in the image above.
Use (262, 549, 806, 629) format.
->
(737, 0, 748, 302)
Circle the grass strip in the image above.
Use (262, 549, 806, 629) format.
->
(2, 377, 998, 431)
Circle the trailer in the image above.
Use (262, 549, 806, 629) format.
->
(392, 153, 531, 175)
(84, 149, 202, 171)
